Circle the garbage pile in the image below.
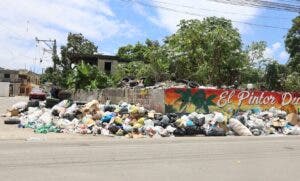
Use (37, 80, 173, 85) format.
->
(118, 78, 218, 89)
(3, 99, 300, 137)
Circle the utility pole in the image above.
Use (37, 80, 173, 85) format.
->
(35, 37, 58, 70)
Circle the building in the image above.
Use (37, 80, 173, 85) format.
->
(18, 69, 40, 95)
(0, 67, 19, 82)
(0, 67, 21, 96)
(0, 67, 40, 96)
(70, 54, 130, 74)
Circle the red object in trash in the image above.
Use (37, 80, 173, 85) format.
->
(29, 88, 46, 101)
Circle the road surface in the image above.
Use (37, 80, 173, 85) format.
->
(0, 136, 300, 181)
(1, 97, 300, 181)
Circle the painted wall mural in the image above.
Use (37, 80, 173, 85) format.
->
(165, 88, 300, 114)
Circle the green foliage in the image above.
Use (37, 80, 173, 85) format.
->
(265, 61, 286, 91)
(117, 39, 160, 63)
(41, 16, 297, 92)
(245, 41, 271, 69)
(165, 17, 246, 86)
(284, 72, 300, 92)
(40, 67, 56, 84)
(42, 33, 99, 88)
(60, 33, 98, 71)
(285, 16, 300, 72)
(114, 39, 170, 86)
(67, 62, 111, 91)
(241, 41, 270, 86)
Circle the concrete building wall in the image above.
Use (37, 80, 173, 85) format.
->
(73, 88, 165, 113)
(11, 83, 21, 96)
(97, 59, 118, 74)
(0, 72, 19, 82)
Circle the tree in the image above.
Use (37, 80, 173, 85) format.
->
(285, 16, 300, 72)
(67, 62, 111, 91)
(114, 39, 169, 85)
(164, 17, 246, 86)
(265, 61, 286, 90)
(60, 33, 98, 71)
(284, 72, 300, 92)
(242, 41, 271, 86)
(245, 41, 270, 69)
(43, 33, 98, 88)
(117, 39, 160, 63)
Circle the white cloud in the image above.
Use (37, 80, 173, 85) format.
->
(264, 42, 282, 59)
(0, 0, 139, 73)
(263, 42, 290, 63)
(145, 0, 259, 33)
(279, 51, 289, 61)
(272, 42, 281, 51)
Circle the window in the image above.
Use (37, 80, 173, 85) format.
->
(4, 74, 10, 78)
(104, 62, 112, 74)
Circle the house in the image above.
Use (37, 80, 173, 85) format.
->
(0, 67, 40, 96)
(18, 69, 40, 95)
(70, 54, 130, 74)
(0, 67, 21, 96)
(0, 67, 19, 82)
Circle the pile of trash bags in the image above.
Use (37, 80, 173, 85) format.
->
(3, 99, 300, 138)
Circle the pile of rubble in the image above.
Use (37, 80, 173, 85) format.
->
(3, 99, 300, 138)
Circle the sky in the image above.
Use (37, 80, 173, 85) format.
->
(0, 0, 298, 73)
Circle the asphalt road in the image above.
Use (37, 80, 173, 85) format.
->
(0, 136, 300, 181)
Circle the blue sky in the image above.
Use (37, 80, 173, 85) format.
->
(0, 0, 298, 73)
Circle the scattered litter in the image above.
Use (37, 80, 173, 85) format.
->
(3, 99, 300, 138)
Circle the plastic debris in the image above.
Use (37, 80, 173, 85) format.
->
(3, 99, 300, 138)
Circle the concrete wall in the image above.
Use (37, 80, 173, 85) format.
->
(73, 88, 165, 113)
(97, 59, 118, 74)
(0, 72, 19, 82)
(11, 83, 21, 96)
(0, 82, 10, 97)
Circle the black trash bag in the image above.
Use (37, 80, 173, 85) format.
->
(173, 128, 186, 137)
(159, 115, 170, 128)
(169, 123, 176, 128)
(104, 105, 116, 112)
(108, 125, 120, 134)
(58, 90, 72, 100)
(206, 127, 226, 136)
(167, 113, 178, 123)
(195, 126, 205, 135)
(193, 117, 205, 127)
(156, 115, 163, 121)
(4, 118, 21, 125)
(176, 79, 189, 85)
(185, 126, 199, 136)
(153, 120, 160, 126)
(63, 113, 75, 121)
(122, 77, 131, 83)
(45, 98, 60, 108)
(237, 116, 246, 125)
(27, 100, 40, 108)
(119, 107, 129, 115)
(52, 109, 59, 117)
(129, 81, 139, 87)
(251, 128, 262, 136)
(50, 86, 60, 99)
(188, 81, 199, 88)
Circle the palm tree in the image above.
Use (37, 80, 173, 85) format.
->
(174, 89, 217, 113)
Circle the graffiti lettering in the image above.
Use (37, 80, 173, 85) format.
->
(282, 93, 300, 106)
(217, 90, 235, 107)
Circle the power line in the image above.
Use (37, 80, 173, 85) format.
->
(123, 0, 290, 30)
(150, 0, 292, 20)
(206, 0, 300, 13)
